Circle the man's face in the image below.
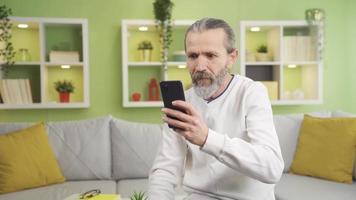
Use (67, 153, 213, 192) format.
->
(185, 28, 237, 99)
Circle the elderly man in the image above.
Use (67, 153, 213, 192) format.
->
(148, 18, 284, 200)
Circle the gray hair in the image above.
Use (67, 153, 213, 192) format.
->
(184, 18, 236, 53)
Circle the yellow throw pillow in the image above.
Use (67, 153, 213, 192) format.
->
(0, 123, 65, 194)
(290, 115, 356, 183)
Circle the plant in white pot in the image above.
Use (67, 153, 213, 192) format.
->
(0, 5, 16, 77)
(138, 40, 153, 62)
(255, 44, 270, 61)
(153, 0, 174, 75)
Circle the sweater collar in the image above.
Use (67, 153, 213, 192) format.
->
(205, 74, 235, 103)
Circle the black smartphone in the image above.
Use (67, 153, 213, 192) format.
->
(159, 80, 186, 129)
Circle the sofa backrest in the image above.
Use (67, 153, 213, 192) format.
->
(0, 116, 113, 181)
(0, 123, 32, 135)
(46, 116, 112, 180)
(273, 111, 332, 172)
(110, 118, 162, 180)
(2, 111, 355, 181)
(331, 111, 356, 179)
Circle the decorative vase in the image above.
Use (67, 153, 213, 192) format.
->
(18, 48, 31, 61)
(148, 78, 160, 101)
(140, 49, 152, 62)
(59, 92, 70, 103)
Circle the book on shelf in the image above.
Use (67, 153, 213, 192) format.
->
(0, 79, 33, 104)
(0, 80, 10, 104)
(49, 51, 80, 62)
(283, 36, 316, 62)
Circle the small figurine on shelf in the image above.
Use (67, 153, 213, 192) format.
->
(148, 78, 160, 101)
(54, 80, 74, 103)
(131, 92, 141, 101)
(138, 40, 153, 62)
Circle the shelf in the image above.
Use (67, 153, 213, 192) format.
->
(281, 61, 319, 65)
(240, 20, 322, 105)
(122, 19, 193, 107)
(45, 62, 84, 66)
(13, 61, 41, 66)
(0, 102, 89, 109)
(128, 61, 186, 67)
(11, 20, 41, 63)
(2, 17, 90, 109)
(271, 99, 322, 105)
(44, 23, 83, 62)
(44, 65, 84, 104)
(124, 101, 163, 108)
(246, 61, 280, 66)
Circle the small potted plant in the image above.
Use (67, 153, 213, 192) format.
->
(255, 44, 270, 61)
(138, 40, 153, 62)
(130, 191, 148, 200)
(54, 80, 74, 103)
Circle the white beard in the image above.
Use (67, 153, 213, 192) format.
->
(192, 68, 228, 99)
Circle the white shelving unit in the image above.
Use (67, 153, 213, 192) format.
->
(240, 20, 323, 105)
(121, 19, 194, 108)
(0, 17, 89, 109)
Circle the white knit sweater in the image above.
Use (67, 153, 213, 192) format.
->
(148, 75, 284, 200)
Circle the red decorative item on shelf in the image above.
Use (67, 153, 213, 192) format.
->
(59, 92, 70, 103)
(132, 92, 141, 101)
(148, 78, 160, 101)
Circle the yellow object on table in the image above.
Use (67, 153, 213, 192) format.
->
(64, 194, 120, 200)
(89, 194, 120, 200)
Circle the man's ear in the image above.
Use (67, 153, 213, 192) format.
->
(227, 49, 238, 68)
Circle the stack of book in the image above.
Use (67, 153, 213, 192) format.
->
(0, 79, 33, 104)
(49, 51, 80, 62)
(283, 36, 316, 61)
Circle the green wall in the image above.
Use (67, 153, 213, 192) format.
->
(346, 0, 356, 113)
(0, 0, 355, 123)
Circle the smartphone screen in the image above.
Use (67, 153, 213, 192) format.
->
(159, 80, 186, 129)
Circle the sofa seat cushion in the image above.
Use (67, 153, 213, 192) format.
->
(275, 174, 356, 200)
(0, 180, 116, 200)
(117, 178, 186, 199)
(47, 116, 112, 180)
(111, 118, 162, 180)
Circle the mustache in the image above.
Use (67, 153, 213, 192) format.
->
(191, 71, 214, 84)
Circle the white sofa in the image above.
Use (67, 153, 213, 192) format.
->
(0, 111, 355, 200)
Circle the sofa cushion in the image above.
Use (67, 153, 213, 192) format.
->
(111, 118, 162, 180)
(0, 122, 32, 134)
(332, 111, 356, 180)
(0, 123, 65, 194)
(0, 180, 116, 200)
(117, 178, 186, 199)
(273, 111, 331, 172)
(46, 116, 112, 180)
(290, 115, 356, 183)
(275, 173, 356, 200)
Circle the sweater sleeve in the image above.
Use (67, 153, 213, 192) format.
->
(148, 124, 187, 200)
(201, 82, 284, 184)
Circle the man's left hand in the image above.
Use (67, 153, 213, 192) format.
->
(162, 100, 209, 147)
